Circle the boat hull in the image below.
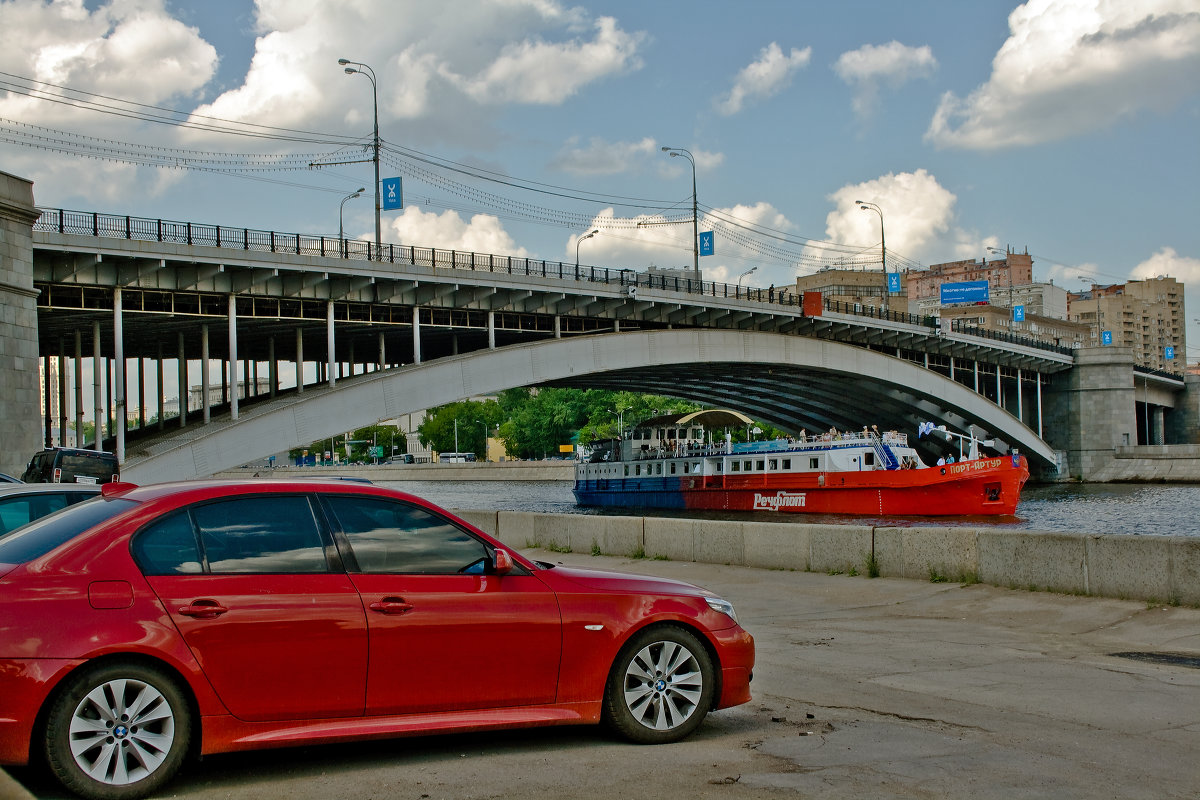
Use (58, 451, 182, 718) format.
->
(574, 456, 1029, 517)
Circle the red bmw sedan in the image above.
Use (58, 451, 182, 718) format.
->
(0, 480, 754, 800)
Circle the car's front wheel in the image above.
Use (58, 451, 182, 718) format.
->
(43, 661, 191, 800)
(604, 625, 715, 744)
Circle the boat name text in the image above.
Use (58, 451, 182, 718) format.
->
(753, 491, 807, 511)
(946, 458, 1002, 475)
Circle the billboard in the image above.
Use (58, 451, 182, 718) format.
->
(939, 280, 989, 305)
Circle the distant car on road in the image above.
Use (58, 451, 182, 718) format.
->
(0, 479, 754, 800)
(0, 483, 102, 537)
(21, 447, 120, 484)
(0, 473, 21, 484)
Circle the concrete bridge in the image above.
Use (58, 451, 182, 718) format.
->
(2, 171, 1194, 482)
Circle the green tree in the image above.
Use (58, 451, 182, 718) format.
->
(417, 401, 503, 457)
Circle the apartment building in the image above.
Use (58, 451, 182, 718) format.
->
(1068, 276, 1185, 371)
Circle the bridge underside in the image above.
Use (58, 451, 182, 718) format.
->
(123, 330, 1056, 483)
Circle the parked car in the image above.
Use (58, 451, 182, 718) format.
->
(21, 447, 120, 484)
(0, 473, 22, 484)
(0, 479, 754, 800)
(0, 483, 102, 537)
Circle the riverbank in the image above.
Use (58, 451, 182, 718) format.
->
(450, 509, 1200, 607)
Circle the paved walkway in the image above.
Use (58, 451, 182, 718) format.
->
(6, 553, 1199, 799)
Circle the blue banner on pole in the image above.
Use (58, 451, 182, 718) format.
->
(382, 177, 403, 210)
(887, 273, 901, 293)
(699, 231, 714, 256)
(1013, 304, 1025, 322)
(1102, 330, 1112, 346)
(939, 280, 989, 305)
(1165, 345, 1175, 360)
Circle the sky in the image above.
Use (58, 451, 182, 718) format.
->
(1, 0, 1199, 364)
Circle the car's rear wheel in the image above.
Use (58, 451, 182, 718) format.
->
(44, 662, 191, 800)
(604, 625, 715, 744)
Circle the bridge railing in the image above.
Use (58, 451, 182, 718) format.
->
(36, 208, 1082, 359)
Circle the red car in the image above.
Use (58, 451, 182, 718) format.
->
(0, 480, 754, 800)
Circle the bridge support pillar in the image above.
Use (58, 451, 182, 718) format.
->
(413, 309, 422, 364)
(74, 330, 84, 443)
(201, 324, 210, 424)
(1043, 347, 1137, 480)
(269, 335, 277, 397)
(177, 331, 186, 427)
(295, 328, 304, 394)
(93, 320, 103, 448)
(229, 295, 239, 419)
(1167, 374, 1200, 444)
(0, 171, 43, 476)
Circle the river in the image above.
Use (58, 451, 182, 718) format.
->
(376, 479, 1200, 536)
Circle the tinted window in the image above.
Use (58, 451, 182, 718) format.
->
(325, 496, 488, 574)
(0, 493, 71, 536)
(0, 498, 137, 563)
(59, 454, 118, 483)
(132, 512, 203, 575)
(191, 496, 327, 574)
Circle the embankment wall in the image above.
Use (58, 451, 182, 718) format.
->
(450, 510, 1200, 606)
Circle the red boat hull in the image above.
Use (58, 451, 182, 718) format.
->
(576, 456, 1029, 517)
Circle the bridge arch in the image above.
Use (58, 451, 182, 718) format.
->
(124, 329, 1057, 482)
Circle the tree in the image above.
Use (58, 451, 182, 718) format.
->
(418, 401, 503, 457)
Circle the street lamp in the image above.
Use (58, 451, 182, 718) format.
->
(339, 187, 365, 244)
(338, 58, 381, 260)
(737, 266, 757, 286)
(661, 146, 700, 281)
(575, 229, 598, 269)
(609, 407, 624, 438)
(1077, 275, 1101, 345)
(986, 246, 1015, 312)
(855, 200, 888, 315)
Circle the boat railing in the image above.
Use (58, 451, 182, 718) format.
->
(624, 428, 912, 461)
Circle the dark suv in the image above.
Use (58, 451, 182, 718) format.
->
(21, 447, 120, 484)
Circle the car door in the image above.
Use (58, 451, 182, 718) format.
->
(134, 494, 368, 722)
(322, 494, 562, 716)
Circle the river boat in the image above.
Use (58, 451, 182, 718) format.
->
(573, 410, 1029, 516)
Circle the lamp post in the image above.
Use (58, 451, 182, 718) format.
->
(855, 200, 888, 315)
(737, 266, 757, 286)
(338, 58, 381, 260)
(1077, 275, 1100, 345)
(661, 146, 700, 281)
(609, 407, 624, 438)
(339, 186, 365, 245)
(986, 246, 1016, 315)
(575, 229, 598, 269)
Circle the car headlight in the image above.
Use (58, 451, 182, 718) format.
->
(705, 596, 739, 624)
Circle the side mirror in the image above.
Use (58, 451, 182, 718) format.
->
(492, 548, 514, 576)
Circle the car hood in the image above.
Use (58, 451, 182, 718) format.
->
(537, 563, 714, 598)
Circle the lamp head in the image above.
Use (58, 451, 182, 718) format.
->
(337, 58, 350, 65)
(344, 67, 356, 75)
(661, 146, 671, 152)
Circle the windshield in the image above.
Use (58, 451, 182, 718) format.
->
(0, 497, 137, 564)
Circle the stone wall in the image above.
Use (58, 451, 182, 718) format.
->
(0, 172, 43, 478)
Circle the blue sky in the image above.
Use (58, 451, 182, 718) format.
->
(2, 0, 1199, 362)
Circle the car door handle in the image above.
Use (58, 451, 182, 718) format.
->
(369, 597, 414, 615)
(178, 600, 229, 619)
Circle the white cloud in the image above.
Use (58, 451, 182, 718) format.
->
(714, 43, 811, 116)
(927, 0, 1200, 149)
(1131, 246, 1200, 283)
(388, 206, 528, 257)
(823, 170, 957, 264)
(834, 41, 937, 118)
(550, 137, 658, 175)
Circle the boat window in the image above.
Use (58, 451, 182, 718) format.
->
(809, 457, 820, 469)
(730, 461, 740, 472)
(655, 463, 662, 475)
(670, 463, 676, 475)
(768, 459, 778, 470)
(714, 461, 722, 473)
(624, 465, 629, 476)
(693, 462, 700, 473)
(864, 452, 875, 466)
(756, 460, 765, 471)
(682, 463, 689, 474)
(782, 459, 791, 470)
(635, 464, 641, 476)
(743, 460, 752, 471)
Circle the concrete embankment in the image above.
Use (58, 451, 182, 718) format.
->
(450, 510, 1200, 607)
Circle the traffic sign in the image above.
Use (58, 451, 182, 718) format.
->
(382, 177, 403, 210)
(699, 231, 714, 256)
(1013, 305, 1025, 322)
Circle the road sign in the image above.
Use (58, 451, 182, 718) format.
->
(1102, 330, 1112, 346)
(1165, 346, 1175, 360)
(699, 231, 714, 256)
(1013, 305, 1025, 322)
(382, 177, 403, 210)
(887, 273, 901, 293)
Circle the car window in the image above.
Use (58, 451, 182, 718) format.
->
(131, 511, 203, 575)
(324, 495, 488, 574)
(59, 454, 118, 483)
(0, 493, 71, 536)
(0, 498, 137, 562)
(191, 495, 328, 574)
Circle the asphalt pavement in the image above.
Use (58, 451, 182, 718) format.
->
(6, 551, 1199, 799)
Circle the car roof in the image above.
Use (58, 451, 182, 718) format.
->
(0, 483, 104, 497)
(32, 447, 118, 458)
(104, 478, 415, 505)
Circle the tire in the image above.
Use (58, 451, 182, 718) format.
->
(43, 662, 191, 800)
(603, 625, 715, 744)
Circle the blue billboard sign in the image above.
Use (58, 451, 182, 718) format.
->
(698, 231, 714, 256)
(1012, 304, 1025, 322)
(939, 280, 989, 305)
(1102, 330, 1112, 346)
(382, 177, 403, 210)
(887, 273, 901, 293)
(1165, 346, 1175, 360)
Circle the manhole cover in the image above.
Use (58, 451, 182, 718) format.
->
(1110, 652, 1200, 669)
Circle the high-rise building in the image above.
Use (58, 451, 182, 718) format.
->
(1068, 276, 1185, 371)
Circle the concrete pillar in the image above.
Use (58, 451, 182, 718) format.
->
(413, 308, 422, 364)
(177, 331, 186, 428)
(377, 331, 385, 370)
(326, 301, 336, 387)
(996, 366, 1002, 410)
(1166, 375, 1199, 444)
(269, 335, 277, 398)
(1016, 368, 1024, 423)
(1043, 347, 1137, 480)
(0, 171, 42, 476)
(113, 287, 125, 464)
(43, 354, 52, 447)
(57, 341, 66, 444)
(1153, 406, 1165, 445)
(488, 311, 496, 349)
(157, 341, 164, 431)
(295, 327, 304, 394)
(135, 355, 144, 430)
(1036, 373, 1043, 439)
(201, 324, 210, 424)
(554, 316, 561, 339)
(93, 320, 103, 449)
(973, 360, 979, 393)
(228, 295, 239, 420)
(74, 330, 84, 445)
